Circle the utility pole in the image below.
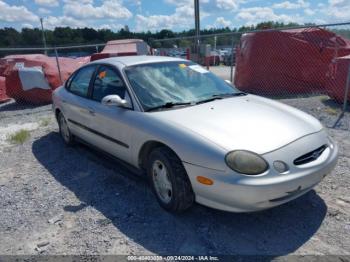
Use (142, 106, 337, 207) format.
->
(194, 0, 200, 62)
(40, 18, 47, 55)
(214, 35, 217, 65)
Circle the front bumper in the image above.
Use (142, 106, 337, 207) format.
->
(183, 131, 339, 212)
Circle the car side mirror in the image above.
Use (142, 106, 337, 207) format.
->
(101, 95, 131, 108)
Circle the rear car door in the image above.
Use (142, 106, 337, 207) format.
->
(63, 65, 98, 143)
(87, 65, 134, 163)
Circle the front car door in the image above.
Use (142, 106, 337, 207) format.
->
(63, 65, 98, 143)
(86, 64, 135, 163)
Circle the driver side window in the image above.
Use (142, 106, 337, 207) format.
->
(68, 65, 96, 97)
(92, 66, 129, 102)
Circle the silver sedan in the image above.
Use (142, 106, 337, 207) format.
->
(52, 56, 338, 213)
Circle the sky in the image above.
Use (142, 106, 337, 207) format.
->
(0, 0, 349, 32)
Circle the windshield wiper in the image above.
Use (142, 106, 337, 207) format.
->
(146, 92, 247, 111)
(146, 102, 193, 112)
(196, 92, 246, 105)
(219, 92, 246, 97)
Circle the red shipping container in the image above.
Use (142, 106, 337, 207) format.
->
(326, 54, 350, 103)
(0, 76, 10, 103)
(234, 28, 350, 96)
(90, 39, 149, 62)
(2, 54, 88, 104)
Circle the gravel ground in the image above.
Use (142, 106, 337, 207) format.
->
(0, 94, 349, 257)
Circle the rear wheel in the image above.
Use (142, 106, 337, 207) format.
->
(147, 147, 194, 213)
(57, 112, 74, 146)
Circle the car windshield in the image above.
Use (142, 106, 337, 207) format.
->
(124, 61, 243, 111)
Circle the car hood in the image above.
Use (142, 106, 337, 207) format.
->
(152, 95, 323, 154)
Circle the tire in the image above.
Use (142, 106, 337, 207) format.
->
(57, 112, 74, 146)
(147, 147, 194, 213)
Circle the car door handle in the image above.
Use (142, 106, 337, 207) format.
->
(88, 108, 95, 116)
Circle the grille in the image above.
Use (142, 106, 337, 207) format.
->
(293, 145, 327, 165)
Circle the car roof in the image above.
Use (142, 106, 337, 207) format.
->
(90, 55, 187, 67)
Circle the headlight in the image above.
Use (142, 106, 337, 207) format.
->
(225, 150, 269, 175)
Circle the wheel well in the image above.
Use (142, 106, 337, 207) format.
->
(138, 141, 175, 170)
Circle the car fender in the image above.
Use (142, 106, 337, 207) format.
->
(128, 112, 228, 172)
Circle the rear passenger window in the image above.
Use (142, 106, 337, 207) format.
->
(92, 66, 128, 102)
(69, 66, 96, 97)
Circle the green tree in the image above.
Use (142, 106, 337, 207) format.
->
(0, 28, 21, 47)
(1, 21, 349, 52)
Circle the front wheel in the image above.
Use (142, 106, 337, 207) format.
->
(147, 147, 194, 213)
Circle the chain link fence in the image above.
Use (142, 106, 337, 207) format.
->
(0, 43, 103, 105)
(0, 22, 349, 134)
(0, 42, 117, 144)
(151, 22, 350, 130)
